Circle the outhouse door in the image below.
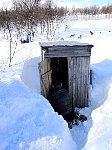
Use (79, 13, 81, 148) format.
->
(38, 58, 52, 98)
(68, 57, 90, 108)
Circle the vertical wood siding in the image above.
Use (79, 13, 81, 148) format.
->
(38, 59, 52, 98)
(68, 56, 90, 108)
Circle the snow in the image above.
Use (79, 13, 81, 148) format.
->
(0, 81, 76, 150)
(39, 41, 92, 47)
(0, 17, 112, 150)
(21, 57, 41, 92)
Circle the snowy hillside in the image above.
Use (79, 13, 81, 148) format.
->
(0, 17, 112, 150)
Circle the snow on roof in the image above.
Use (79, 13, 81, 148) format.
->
(39, 41, 93, 47)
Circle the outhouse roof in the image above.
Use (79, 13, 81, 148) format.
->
(39, 41, 94, 58)
(39, 41, 93, 47)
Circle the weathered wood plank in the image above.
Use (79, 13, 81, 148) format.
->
(38, 58, 52, 98)
(44, 52, 91, 58)
(68, 57, 74, 109)
(43, 46, 91, 58)
(46, 50, 91, 55)
(73, 57, 77, 108)
(47, 47, 90, 53)
(48, 46, 91, 51)
(70, 56, 90, 108)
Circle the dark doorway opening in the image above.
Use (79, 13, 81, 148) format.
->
(48, 57, 74, 124)
(50, 57, 68, 90)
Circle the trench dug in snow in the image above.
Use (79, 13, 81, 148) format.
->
(21, 57, 112, 150)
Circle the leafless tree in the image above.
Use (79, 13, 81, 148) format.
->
(89, 5, 100, 16)
(0, 8, 15, 67)
(39, 0, 68, 40)
(12, 0, 41, 32)
(100, 4, 112, 18)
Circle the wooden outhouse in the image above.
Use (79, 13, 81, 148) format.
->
(39, 41, 93, 109)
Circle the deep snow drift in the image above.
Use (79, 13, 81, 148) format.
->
(0, 17, 112, 150)
(0, 32, 77, 149)
(0, 80, 76, 150)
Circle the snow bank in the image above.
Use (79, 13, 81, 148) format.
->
(21, 57, 41, 93)
(83, 83, 112, 150)
(83, 59, 112, 150)
(90, 59, 112, 108)
(0, 80, 76, 150)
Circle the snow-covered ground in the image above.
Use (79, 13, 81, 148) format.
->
(0, 17, 112, 150)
